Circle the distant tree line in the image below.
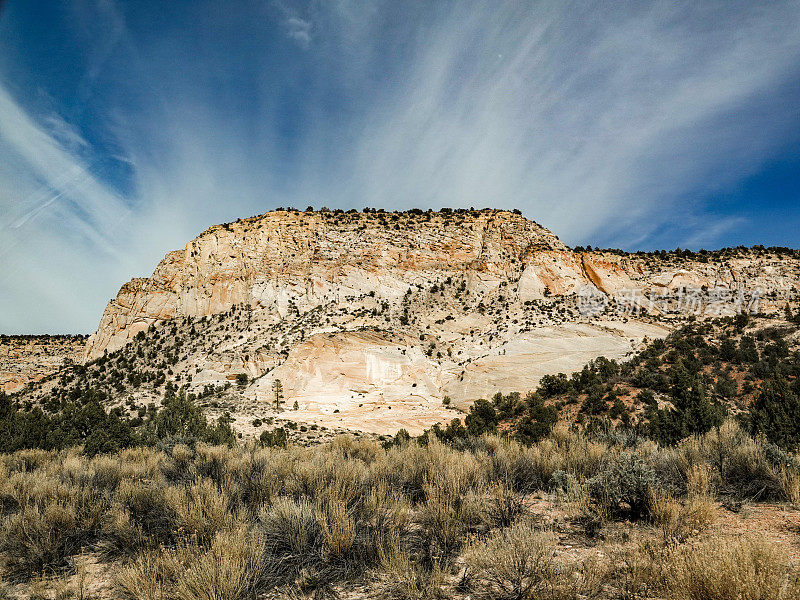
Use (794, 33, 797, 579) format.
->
(572, 244, 799, 260)
(0, 382, 234, 456)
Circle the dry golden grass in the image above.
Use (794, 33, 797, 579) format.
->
(649, 490, 715, 544)
(463, 520, 602, 600)
(780, 466, 800, 507)
(660, 535, 800, 600)
(0, 421, 798, 598)
(378, 539, 447, 600)
(649, 464, 716, 544)
(316, 500, 356, 559)
(174, 526, 266, 600)
(173, 478, 232, 544)
(115, 543, 199, 600)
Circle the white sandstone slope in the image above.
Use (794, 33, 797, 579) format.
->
(247, 321, 668, 435)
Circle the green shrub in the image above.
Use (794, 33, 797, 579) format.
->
(463, 522, 600, 600)
(259, 427, 287, 448)
(588, 451, 658, 519)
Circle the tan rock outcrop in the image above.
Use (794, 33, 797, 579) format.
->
(1, 336, 85, 393)
(86, 210, 800, 364)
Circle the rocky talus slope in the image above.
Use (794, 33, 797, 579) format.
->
(0, 335, 86, 393)
(15, 209, 800, 435)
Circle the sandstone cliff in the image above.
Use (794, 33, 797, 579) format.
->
(86, 209, 798, 361)
(67, 209, 800, 434)
(85, 209, 569, 359)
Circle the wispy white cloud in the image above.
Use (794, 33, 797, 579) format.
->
(0, 83, 136, 332)
(0, 85, 131, 255)
(1, 0, 800, 332)
(272, 0, 314, 49)
(285, 16, 312, 48)
(339, 1, 800, 245)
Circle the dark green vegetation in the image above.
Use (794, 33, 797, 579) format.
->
(572, 244, 800, 262)
(0, 382, 234, 456)
(0, 333, 88, 342)
(6, 313, 800, 462)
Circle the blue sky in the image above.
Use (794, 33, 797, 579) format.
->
(1, 0, 800, 333)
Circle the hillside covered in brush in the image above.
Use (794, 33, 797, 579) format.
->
(428, 312, 800, 451)
(5, 309, 800, 461)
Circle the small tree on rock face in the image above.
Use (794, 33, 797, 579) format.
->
(236, 373, 248, 389)
(272, 379, 284, 411)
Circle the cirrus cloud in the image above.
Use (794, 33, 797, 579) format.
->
(1, 0, 800, 332)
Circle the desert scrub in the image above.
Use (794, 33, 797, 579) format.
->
(175, 526, 267, 600)
(648, 490, 715, 544)
(224, 450, 276, 514)
(481, 435, 546, 492)
(483, 482, 526, 528)
(0, 448, 55, 473)
(381, 436, 485, 503)
(649, 464, 715, 543)
(416, 467, 487, 562)
(779, 465, 800, 506)
(115, 543, 201, 600)
(588, 450, 659, 520)
(113, 480, 179, 546)
(2, 424, 800, 597)
(173, 478, 232, 544)
(378, 541, 447, 600)
(680, 422, 784, 501)
(316, 499, 357, 559)
(658, 535, 800, 600)
(257, 496, 322, 583)
(0, 477, 107, 580)
(603, 534, 663, 600)
(463, 521, 601, 600)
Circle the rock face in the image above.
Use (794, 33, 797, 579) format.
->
(250, 320, 668, 435)
(85, 210, 568, 360)
(86, 210, 799, 361)
(77, 209, 800, 434)
(1, 336, 85, 393)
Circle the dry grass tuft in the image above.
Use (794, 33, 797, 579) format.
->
(1, 424, 799, 598)
(650, 465, 715, 544)
(780, 466, 800, 507)
(174, 526, 266, 600)
(173, 478, 232, 544)
(378, 541, 446, 600)
(463, 520, 602, 600)
(661, 535, 800, 600)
